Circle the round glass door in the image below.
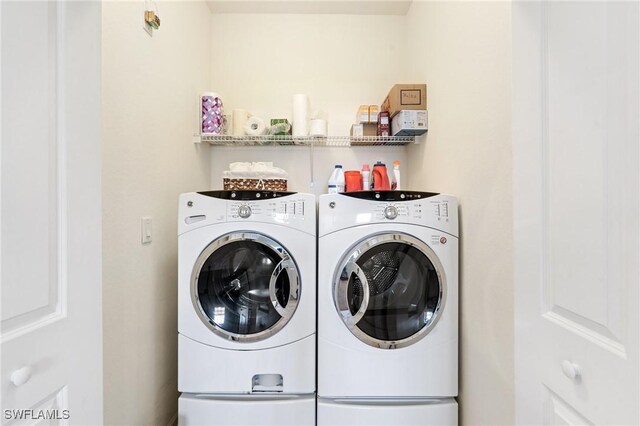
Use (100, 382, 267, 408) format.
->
(191, 232, 300, 342)
(334, 233, 446, 349)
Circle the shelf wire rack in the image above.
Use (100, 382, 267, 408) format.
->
(199, 135, 416, 147)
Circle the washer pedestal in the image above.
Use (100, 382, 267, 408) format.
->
(179, 393, 315, 426)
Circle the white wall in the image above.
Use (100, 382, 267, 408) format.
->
(405, 2, 514, 425)
(208, 13, 409, 193)
(101, 2, 211, 424)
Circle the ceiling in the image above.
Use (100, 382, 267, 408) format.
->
(206, 1, 413, 16)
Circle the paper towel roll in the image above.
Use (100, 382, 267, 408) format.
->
(292, 94, 309, 137)
(201, 92, 224, 135)
(309, 119, 327, 137)
(232, 109, 250, 136)
(244, 116, 267, 136)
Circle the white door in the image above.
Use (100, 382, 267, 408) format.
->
(513, 2, 639, 425)
(1, 1, 102, 424)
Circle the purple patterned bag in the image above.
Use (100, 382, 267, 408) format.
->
(201, 93, 224, 135)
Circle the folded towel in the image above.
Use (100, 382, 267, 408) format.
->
(251, 162, 274, 172)
(224, 162, 288, 180)
(229, 162, 252, 172)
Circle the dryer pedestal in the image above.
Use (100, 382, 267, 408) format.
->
(179, 393, 315, 426)
(317, 397, 457, 426)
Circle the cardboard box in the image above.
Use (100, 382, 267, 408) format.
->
(350, 123, 377, 137)
(363, 123, 377, 136)
(391, 110, 428, 136)
(368, 105, 379, 123)
(381, 84, 427, 118)
(356, 105, 369, 124)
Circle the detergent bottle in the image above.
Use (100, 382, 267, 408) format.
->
(372, 162, 390, 191)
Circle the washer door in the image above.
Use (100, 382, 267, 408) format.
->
(192, 232, 300, 342)
(334, 233, 446, 349)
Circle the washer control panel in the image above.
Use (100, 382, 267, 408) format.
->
(228, 197, 308, 221)
(179, 191, 316, 236)
(237, 205, 252, 219)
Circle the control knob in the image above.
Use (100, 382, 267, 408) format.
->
(384, 205, 398, 220)
(238, 205, 252, 219)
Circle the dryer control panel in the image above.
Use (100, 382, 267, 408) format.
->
(371, 201, 432, 221)
(319, 192, 458, 237)
(371, 199, 452, 223)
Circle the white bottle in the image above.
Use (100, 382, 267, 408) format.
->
(328, 165, 345, 193)
(361, 164, 371, 191)
(391, 160, 401, 190)
(336, 166, 345, 192)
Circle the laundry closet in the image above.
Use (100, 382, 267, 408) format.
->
(98, 2, 515, 425)
(98, 1, 639, 426)
(3, 1, 637, 425)
(180, 4, 459, 425)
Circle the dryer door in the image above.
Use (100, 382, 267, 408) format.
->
(334, 233, 446, 349)
(192, 232, 300, 342)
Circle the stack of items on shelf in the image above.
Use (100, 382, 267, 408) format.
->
(201, 84, 427, 141)
(350, 105, 382, 137)
(222, 162, 288, 191)
(382, 84, 428, 136)
(327, 161, 401, 193)
(200, 92, 329, 138)
(231, 109, 292, 137)
(349, 83, 429, 138)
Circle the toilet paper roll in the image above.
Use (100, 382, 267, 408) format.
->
(244, 116, 267, 136)
(232, 109, 250, 136)
(309, 119, 327, 137)
(292, 94, 309, 137)
(201, 92, 224, 135)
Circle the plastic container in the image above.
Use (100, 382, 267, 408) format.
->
(391, 160, 401, 190)
(345, 171, 363, 192)
(328, 165, 345, 193)
(361, 164, 371, 190)
(372, 162, 390, 190)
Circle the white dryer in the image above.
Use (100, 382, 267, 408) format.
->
(178, 190, 316, 426)
(317, 191, 458, 425)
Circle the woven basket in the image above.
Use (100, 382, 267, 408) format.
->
(223, 178, 287, 191)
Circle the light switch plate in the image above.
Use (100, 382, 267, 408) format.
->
(141, 217, 152, 244)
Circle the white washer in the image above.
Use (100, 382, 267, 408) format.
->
(178, 190, 316, 426)
(317, 191, 458, 424)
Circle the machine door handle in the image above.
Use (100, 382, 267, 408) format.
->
(268, 255, 298, 318)
(10, 366, 33, 387)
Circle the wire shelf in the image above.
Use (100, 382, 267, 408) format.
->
(199, 135, 416, 147)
